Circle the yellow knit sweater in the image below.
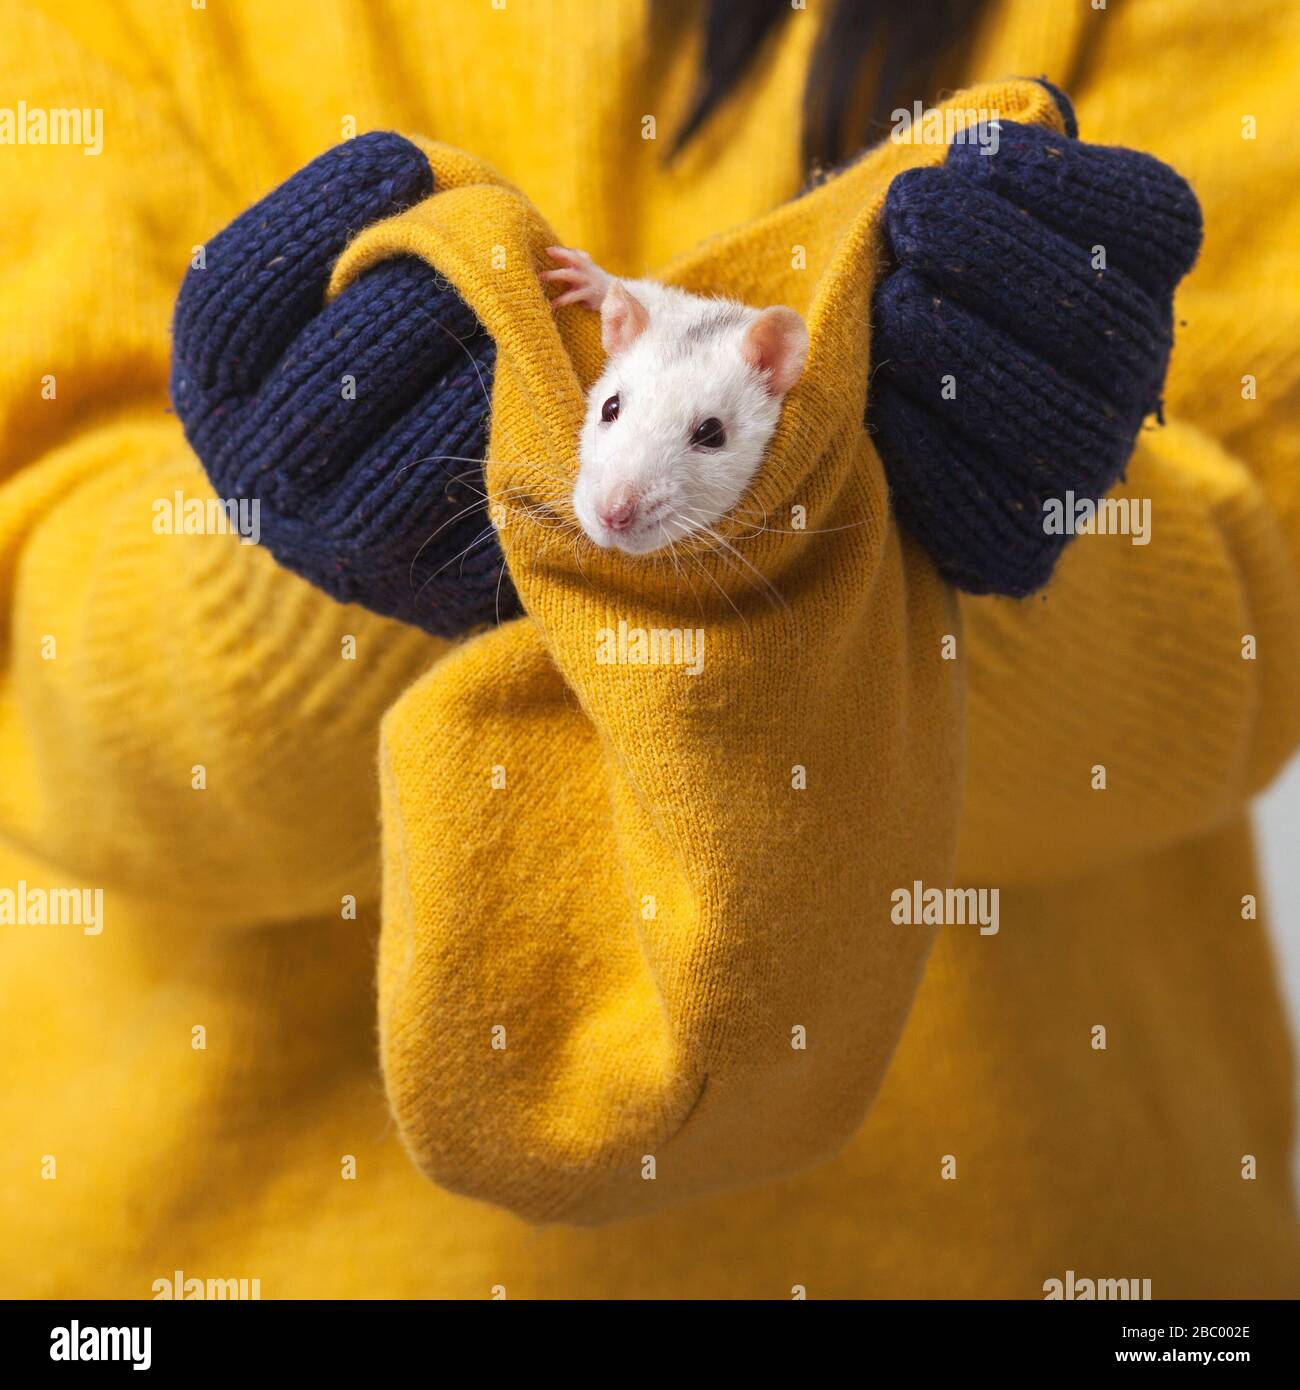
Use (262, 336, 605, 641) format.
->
(1, 0, 1298, 1296)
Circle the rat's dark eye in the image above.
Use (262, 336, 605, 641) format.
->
(690, 417, 726, 449)
(601, 393, 620, 423)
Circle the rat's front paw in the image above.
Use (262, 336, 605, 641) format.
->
(867, 98, 1203, 597)
(541, 246, 611, 310)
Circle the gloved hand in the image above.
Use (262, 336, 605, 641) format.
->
(171, 130, 520, 636)
(869, 87, 1203, 596)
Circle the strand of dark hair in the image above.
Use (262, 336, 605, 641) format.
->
(668, 0, 991, 171)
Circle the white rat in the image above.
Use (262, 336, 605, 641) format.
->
(542, 247, 809, 555)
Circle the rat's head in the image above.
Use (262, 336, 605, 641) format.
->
(572, 284, 808, 554)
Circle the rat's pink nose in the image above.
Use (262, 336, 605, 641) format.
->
(597, 483, 638, 532)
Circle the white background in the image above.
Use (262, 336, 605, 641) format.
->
(1255, 750, 1300, 1185)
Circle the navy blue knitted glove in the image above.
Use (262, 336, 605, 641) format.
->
(869, 92, 1203, 596)
(171, 131, 519, 636)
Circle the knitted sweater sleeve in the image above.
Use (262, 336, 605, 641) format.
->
(954, 0, 1300, 884)
(338, 86, 1061, 1225)
(0, 3, 439, 922)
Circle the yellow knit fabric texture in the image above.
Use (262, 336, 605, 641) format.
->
(329, 83, 1060, 1223)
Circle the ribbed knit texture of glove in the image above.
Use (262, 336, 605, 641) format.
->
(870, 89, 1204, 596)
(171, 131, 521, 637)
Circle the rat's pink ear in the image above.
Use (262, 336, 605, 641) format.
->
(742, 307, 809, 397)
(601, 283, 651, 355)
